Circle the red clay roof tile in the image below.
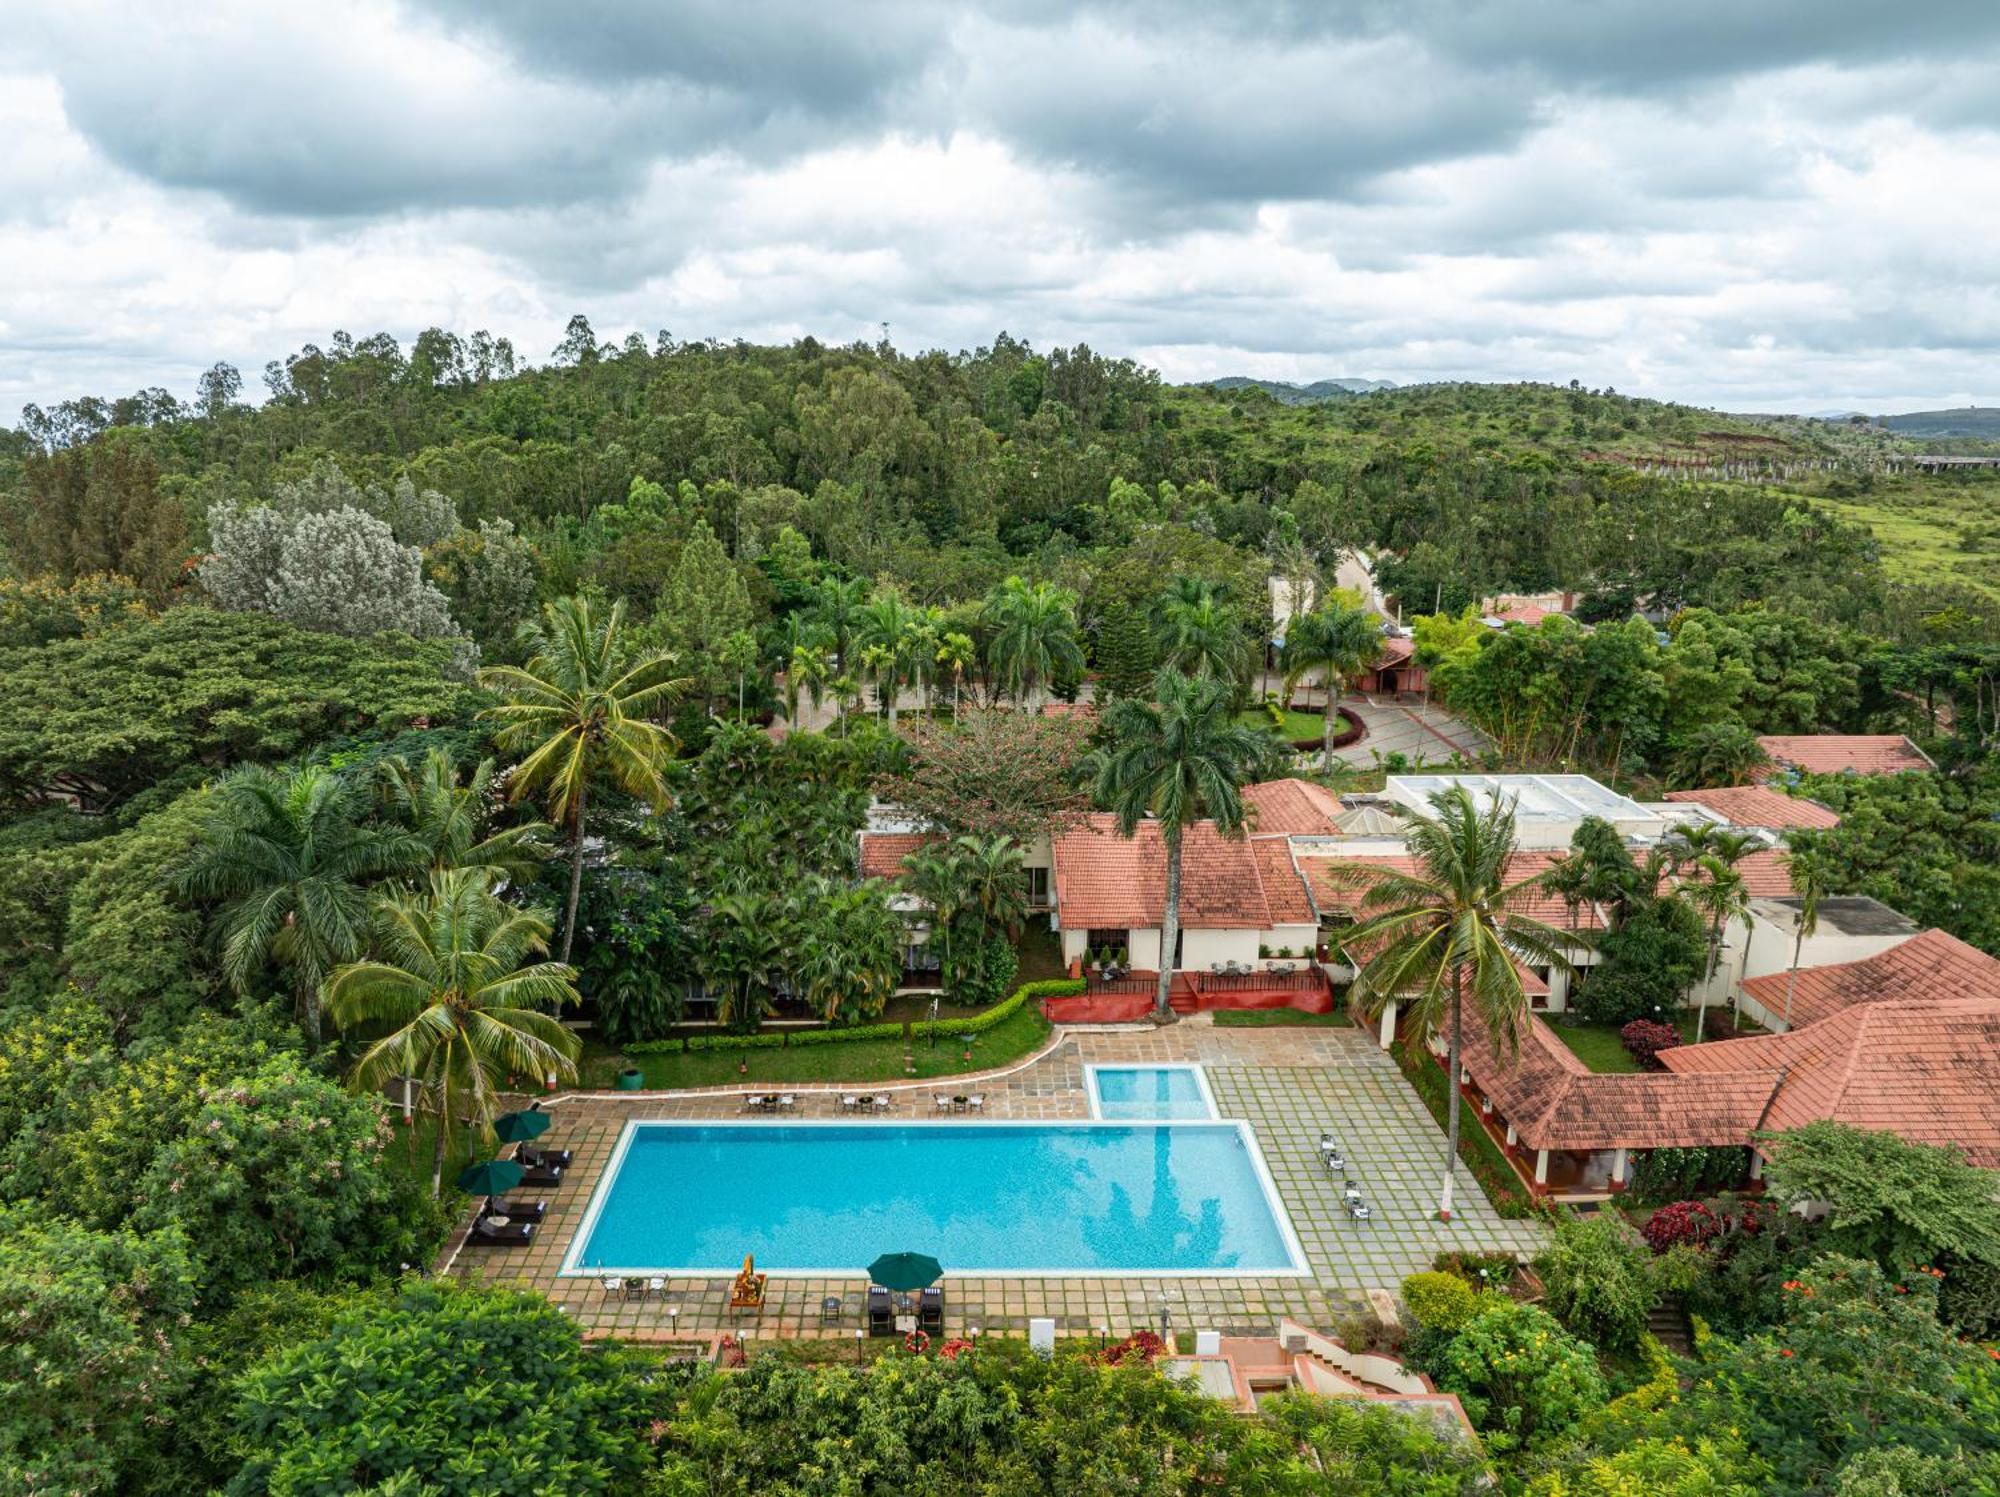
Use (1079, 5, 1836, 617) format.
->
(1753, 734, 1930, 778)
(858, 831, 938, 880)
(1662, 785, 1842, 830)
(1053, 816, 1274, 930)
(1738, 927, 2000, 1031)
(1241, 779, 1344, 836)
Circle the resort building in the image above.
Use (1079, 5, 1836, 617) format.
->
(1752, 733, 1933, 780)
(1660, 783, 1842, 832)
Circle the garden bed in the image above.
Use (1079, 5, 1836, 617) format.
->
(1211, 1007, 1351, 1028)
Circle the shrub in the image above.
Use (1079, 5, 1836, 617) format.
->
(1434, 1301, 1607, 1453)
(1535, 1215, 1659, 1353)
(1619, 1018, 1680, 1069)
(1626, 1145, 1749, 1204)
(1402, 1271, 1480, 1331)
(1642, 1200, 1729, 1255)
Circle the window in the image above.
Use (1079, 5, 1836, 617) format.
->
(1026, 865, 1050, 907)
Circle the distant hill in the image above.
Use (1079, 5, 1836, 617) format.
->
(1873, 407, 2000, 439)
(1202, 376, 1398, 404)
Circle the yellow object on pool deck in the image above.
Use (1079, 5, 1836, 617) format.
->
(730, 1253, 767, 1308)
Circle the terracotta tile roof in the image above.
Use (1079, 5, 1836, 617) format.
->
(858, 831, 938, 880)
(1662, 785, 1842, 830)
(1250, 837, 1317, 925)
(1754, 735, 1931, 778)
(1455, 1007, 1780, 1151)
(1372, 636, 1417, 668)
(1490, 600, 1554, 627)
(1729, 848, 1800, 898)
(1737, 927, 2000, 1032)
(1039, 702, 1096, 720)
(1052, 816, 1271, 930)
(1303, 851, 1605, 933)
(1661, 997, 2000, 1167)
(1241, 778, 1344, 835)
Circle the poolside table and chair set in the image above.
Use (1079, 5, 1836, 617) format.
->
(1317, 1132, 1373, 1221)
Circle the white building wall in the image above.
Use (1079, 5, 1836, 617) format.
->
(1262, 924, 1320, 961)
(1179, 928, 1259, 970)
(1060, 925, 1089, 967)
(1129, 928, 1164, 970)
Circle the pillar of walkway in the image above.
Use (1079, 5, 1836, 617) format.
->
(1612, 1148, 1628, 1186)
(1378, 1000, 1397, 1050)
(1504, 1121, 1517, 1146)
(1533, 1149, 1550, 1186)
(1547, 964, 1571, 1012)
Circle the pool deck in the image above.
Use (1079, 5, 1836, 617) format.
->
(445, 1019, 1546, 1339)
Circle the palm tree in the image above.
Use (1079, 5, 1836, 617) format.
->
(983, 577, 1084, 708)
(324, 868, 581, 1195)
(179, 763, 420, 1045)
(857, 591, 919, 726)
(701, 891, 785, 1028)
(953, 834, 1029, 939)
(1152, 584, 1249, 684)
(900, 842, 969, 992)
(1279, 599, 1383, 771)
(477, 595, 688, 962)
(787, 640, 832, 728)
(1779, 846, 1833, 1031)
(1684, 857, 1750, 1042)
(1669, 823, 1760, 1040)
(805, 575, 869, 668)
(1088, 668, 1267, 1017)
(1342, 786, 1578, 1221)
(936, 631, 977, 722)
(378, 749, 551, 885)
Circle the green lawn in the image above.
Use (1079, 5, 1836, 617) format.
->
(597, 1005, 1054, 1091)
(1211, 1007, 1351, 1028)
(1547, 1013, 1704, 1075)
(1235, 707, 1332, 744)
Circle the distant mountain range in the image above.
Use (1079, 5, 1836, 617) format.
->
(1202, 376, 1398, 404)
(1871, 407, 2000, 439)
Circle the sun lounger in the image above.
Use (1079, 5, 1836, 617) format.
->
(519, 1159, 565, 1186)
(484, 1196, 547, 1224)
(919, 1287, 945, 1335)
(517, 1145, 572, 1170)
(468, 1216, 534, 1246)
(867, 1285, 894, 1336)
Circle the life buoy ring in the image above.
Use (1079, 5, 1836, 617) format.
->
(904, 1328, 930, 1355)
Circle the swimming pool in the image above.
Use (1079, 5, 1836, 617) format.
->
(1087, 1063, 1218, 1119)
(561, 1121, 1306, 1277)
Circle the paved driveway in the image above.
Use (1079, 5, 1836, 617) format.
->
(1336, 696, 1489, 767)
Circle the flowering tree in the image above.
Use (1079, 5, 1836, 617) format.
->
(1434, 1302, 1607, 1453)
(881, 709, 1090, 845)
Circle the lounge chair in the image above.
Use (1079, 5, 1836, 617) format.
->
(867, 1285, 894, 1336)
(468, 1216, 534, 1247)
(518, 1159, 565, 1186)
(647, 1276, 668, 1301)
(919, 1287, 944, 1335)
(484, 1196, 547, 1224)
(1348, 1200, 1372, 1222)
(517, 1144, 572, 1170)
(934, 1095, 953, 1113)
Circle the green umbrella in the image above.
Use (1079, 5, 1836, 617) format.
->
(493, 1108, 552, 1144)
(456, 1158, 526, 1196)
(868, 1251, 943, 1291)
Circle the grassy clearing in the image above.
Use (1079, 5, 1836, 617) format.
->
(597, 1005, 1053, 1091)
(1210, 1007, 1351, 1028)
(1802, 473, 2000, 604)
(1547, 1021, 1641, 1074)
(1236, 707, 1333, 744)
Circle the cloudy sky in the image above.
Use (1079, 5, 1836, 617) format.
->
(7, 1, 2000, 421)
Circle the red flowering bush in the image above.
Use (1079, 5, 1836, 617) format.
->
(1642, 1199, 1728, 1255)
(1620, 1019, 1681, 1070)
(1095, 1330, 1167, 1366)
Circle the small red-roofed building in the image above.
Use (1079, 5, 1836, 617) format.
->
(1661, 784, 1842, 831)
(1241, 778, 1344, 836)
(1752, 734, 1932, 780)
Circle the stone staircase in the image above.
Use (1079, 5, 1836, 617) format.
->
(1648, 1296, 1693, 1356)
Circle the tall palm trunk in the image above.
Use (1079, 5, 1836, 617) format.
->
(561, 780, 588, 963)
(1441, 966, 1462, 1221)
(1156, 824, 1183, 1019)
(1734, 917, 1754, 1028)
(296, 972, 321, 1047)
(430, 1079, 451, 1197)
(1783, 924, 1805, 1030)
(1696, 908, 1724, 1043)
(1321, 668, 1339, 773)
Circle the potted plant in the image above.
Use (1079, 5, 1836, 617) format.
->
(1258, 943, 1272, 959)
(1278, 945, 1293, 959)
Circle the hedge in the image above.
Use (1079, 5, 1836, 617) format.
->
(916, 978, 1083, 1039)
(622, 978, 1085, 1055)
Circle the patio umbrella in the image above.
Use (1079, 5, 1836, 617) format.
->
(492, 1108, 552, 1144)
(456, 1158, 525, 1196)
(867, 1251, 943, 1291)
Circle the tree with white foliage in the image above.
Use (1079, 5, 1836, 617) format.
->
(204, 502, 457, 640)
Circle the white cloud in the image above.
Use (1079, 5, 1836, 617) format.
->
(4, 2, 1999, 418)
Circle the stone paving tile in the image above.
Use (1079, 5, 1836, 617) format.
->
(446, 1019, 1545, 1339)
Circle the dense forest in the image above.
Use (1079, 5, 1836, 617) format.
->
(2, 324, 1998, 1494)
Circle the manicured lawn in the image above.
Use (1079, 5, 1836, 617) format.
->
(1211, 1007, 1351, 1028)
(1548, 1012, 1706, 1074)
(600, 1005, 1054, 1091)
(1235, 707, 1332, 744)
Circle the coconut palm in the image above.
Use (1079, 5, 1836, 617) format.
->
(936, 631, 977, 722)
(857, 591, 919, 726)
(983, 576, 1084, 707)
(1279, 598, 1383, 771)
(179, 763, 421, 1045)
(324, 867, 581, 1195)
(1779, 845, 1833, 1030)
(953, 834, 1029, 939)
(378, 748, 551, 885)
(1683, 857, 1750, 1042)
(1342, 785, 1579, 1221)
(1087, 668, 1267, 1017)
(1152, 583, 1249, 684)
(477, 595, 688, 962)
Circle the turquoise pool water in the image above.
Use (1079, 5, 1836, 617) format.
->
(1088, 1064, 1216, 1119)
(563, 1122, 1304, 1276)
